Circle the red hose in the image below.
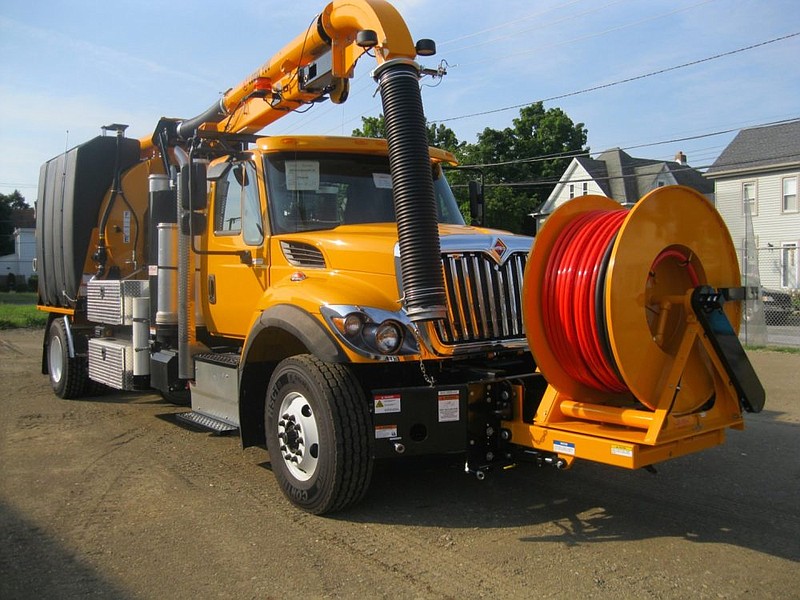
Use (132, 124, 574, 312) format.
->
(543, 210, 627, 392)
(650, 249, 700, 287)
(542, 210, 701, 394)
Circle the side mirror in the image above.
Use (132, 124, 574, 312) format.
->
(468, 180, 484, 227)
(180, 162, 208, 211)
(521, 214, 537, 237)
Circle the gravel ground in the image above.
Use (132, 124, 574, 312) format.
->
(1, 327, 798, 599)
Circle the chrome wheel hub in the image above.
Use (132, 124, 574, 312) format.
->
(277, 392, 320, 481)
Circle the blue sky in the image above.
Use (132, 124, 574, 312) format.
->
(1, 0, 798, 200)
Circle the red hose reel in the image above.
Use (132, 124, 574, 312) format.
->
(523, 186, 741, 414)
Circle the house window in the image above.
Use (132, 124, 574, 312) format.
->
(781, 242, 798, 288)
(782, 176, 798, 213)
(568, 184, 575, 199)
(582, 182, 588, 196)
(742, 181, 757, 216)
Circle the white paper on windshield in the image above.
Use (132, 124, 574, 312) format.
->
(285, 161, 320, 191)
(373, 172, 393, 189)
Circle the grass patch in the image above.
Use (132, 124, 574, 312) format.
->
(0, 292, 47, 329)
(748, 344, 800, 355)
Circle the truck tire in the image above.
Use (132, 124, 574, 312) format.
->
(265, 355, 373, 514)
(47, 319, 89, 399)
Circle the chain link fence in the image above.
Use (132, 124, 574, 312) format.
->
(739, 247, 799, 349)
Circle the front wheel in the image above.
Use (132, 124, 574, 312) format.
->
(265, 355, 373, 514)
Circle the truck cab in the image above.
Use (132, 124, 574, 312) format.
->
(201, 136, 474, 343)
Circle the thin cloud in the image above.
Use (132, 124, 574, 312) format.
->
(0, 16, 215, 89)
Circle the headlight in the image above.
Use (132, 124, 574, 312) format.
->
(343, 313, 363, 337)
(374, 321, 402, 354)
(321, 305, 419, 359)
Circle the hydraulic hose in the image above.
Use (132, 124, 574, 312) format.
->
(177, 99, 227, 140)
(375, 61, 446, 322)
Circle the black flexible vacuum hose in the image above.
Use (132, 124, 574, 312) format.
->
(376, 62, 446, 322)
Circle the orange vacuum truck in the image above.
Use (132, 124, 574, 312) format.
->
(36, 0, 764, 513)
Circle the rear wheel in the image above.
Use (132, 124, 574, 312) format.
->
(265, 355, 372, 514)
(47, 318, 89, 399)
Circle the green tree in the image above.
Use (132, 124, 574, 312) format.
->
(352, 115, 386, 139)
(351, 104, 588, 234)
(352, 115, 464, 155)
(462, 102, 588, 233)
(0, 190, 30, 255)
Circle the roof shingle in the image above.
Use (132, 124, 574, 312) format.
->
(706, 120, 800, 176)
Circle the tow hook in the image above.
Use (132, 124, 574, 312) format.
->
(543, 456, 569, 470)
(464, 462, 488, 480)
(521, 449, 569, 469)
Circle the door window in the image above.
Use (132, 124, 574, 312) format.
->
(214, 161, 263, 245)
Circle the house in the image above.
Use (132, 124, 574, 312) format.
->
(0, 227, 35, 290)
(535, 148, 713, 232)
(705, 120, 800, 290)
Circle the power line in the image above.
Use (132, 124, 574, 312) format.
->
(449, 0, 713, 59)
(433, 32, 800, 124)
(456, 117, 800, 170)
(443, 0, 629, 52)
(456, 151, 800, 190)
(0, 183, 38, 189)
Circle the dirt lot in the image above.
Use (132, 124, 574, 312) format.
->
(1, 327, 798, 599)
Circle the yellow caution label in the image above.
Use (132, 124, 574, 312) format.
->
(611, 444, 633, 458)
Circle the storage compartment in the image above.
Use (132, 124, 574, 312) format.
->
(86, 279, 149, 325)
(88, 338, 134, 390)
(188, 355, 240, 428)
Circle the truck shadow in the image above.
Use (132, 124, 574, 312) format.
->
(75, 386, 798, 563)
(341, 419, 799, 563)
(0, 500, 132, 599)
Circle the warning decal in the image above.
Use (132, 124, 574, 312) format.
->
(374, 394, 401, 414)
(553, 440, 575, 456)
(438, 390, 460, 422)
(611, 445, 633, 458)
(375, 425, 398, 439)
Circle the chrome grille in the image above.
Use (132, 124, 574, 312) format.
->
(436, 251, 527, 344)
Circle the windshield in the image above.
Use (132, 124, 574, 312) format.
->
(264, 152, 465, 234)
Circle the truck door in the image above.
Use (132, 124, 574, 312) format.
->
(203, 159, 269, 337)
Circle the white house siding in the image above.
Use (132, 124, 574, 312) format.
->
(543, 161, 607, 213)
(653, 167, 678, 189)
(0, 228, 35, 284)
(17, 228, 35, 266)
(714, 170, 800, 289)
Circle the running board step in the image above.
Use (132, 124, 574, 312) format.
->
(175, 411, 238, 434)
